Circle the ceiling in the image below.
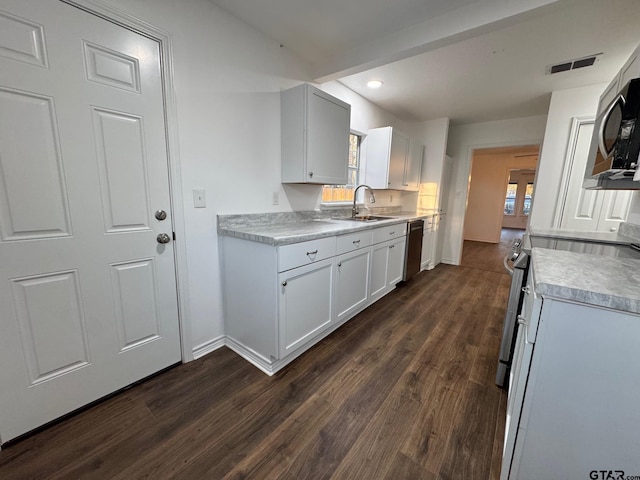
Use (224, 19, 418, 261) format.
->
(211, 0, 640, 125)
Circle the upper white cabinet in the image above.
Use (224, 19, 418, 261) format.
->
(365, 126, 421, 191)
(406, 140, 424, 191)
(281, 83, 351, 185)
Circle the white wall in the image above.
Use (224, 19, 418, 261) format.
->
(446, 115, 547, 263)
(528, 83, 606, 229)
(96, 0, 414, 357)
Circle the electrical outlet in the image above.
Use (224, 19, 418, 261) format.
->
(193, 189, 206, 208)
(272, 191, 279, 205)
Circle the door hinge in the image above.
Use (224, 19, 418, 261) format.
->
(172, 231, 176, 241)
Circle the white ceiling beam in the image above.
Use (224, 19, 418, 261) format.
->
(312, 0, 566, 82)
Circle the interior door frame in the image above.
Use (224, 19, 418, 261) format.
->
(457, 139, 542, 264)
(61, 0, 193, 362)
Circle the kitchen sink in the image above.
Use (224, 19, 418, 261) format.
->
(333, 215, 397, 222)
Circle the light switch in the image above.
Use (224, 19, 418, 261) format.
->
(193, 189, 206, 208)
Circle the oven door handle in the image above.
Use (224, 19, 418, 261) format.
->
(503, 255, 514, 276)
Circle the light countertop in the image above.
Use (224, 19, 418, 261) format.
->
(531, 246, 640, 314)
(217, 210, 435, 246)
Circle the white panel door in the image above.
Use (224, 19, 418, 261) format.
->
(0, 0, 180, 443)
(558, 120, 633, 232)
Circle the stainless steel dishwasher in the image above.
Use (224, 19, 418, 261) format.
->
(403, 219, 424, 281)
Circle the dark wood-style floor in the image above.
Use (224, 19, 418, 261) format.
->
(0, 231, 520, 479)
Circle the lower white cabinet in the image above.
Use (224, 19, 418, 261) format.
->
(279, 257, 334, 358)
(221, 222, 408, 375)
(370, 237, 406, 302)
(421, 216, 435, 270)
(334, 248, 371, 324)
(502, 266, 640, 479)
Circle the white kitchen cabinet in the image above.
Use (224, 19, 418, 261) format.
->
(369, 240, 390, 301)
(386, 237, 406, 285)
(278, 258, 334, 357)
(502, 266, 640, 479)
(334, 230, 373, 324)
(369, 224, 407, 302)
(406, 140, 424, 191)
(281, 83, 351, 185)
(421, 215, 435, 271)
(220, 221, 408, 375)
(365, 126, 419, 191)
(334, 248, 371, 324)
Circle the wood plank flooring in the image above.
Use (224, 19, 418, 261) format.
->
(0, 236, 514, 479)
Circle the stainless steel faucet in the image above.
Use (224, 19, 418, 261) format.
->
(352, 184, 376, 217)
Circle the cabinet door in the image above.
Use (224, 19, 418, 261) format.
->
(404, 141, 423, 191)
(388, 129, 409, 189)
(306, 88, 350, 184)
(369, 241, 390, 302)
(335, 248, 371, 323)
(278, 258, 334, 358)
(421, 225, 434, 271)
(387, 237, 406, 286)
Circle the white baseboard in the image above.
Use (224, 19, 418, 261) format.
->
(192, 336, 225, 360)
(224, 336, 277, 375)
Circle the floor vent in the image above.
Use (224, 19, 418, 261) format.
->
(546, 53, 601, 75)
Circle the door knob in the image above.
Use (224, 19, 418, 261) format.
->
(155, 210, 167, 221)
(157, 233, 171, 244)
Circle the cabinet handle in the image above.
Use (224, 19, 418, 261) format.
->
(306, 250, 318, 256)
(389, 231, 395, 235)
(337, 262, 342, 267)
(352, 240, 361, 244)
(309, 171, 314, 178)
(521, 286, 531, 294)
(389, 245, 395, 249)
(282, 281, 287, 287)
(517, 315, 526, 325)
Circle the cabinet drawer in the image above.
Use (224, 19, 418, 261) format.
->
(372, 223, 407, 244)
(336, 230, 372, 255)
(278, 236, 336, 272)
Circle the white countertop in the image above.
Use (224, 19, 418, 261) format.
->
(217, 210, 434, 246)
(531, 246, 640, 314)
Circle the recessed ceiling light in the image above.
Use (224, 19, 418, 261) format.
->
(367, 80, 383, 89)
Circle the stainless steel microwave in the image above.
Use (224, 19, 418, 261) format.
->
(585, 78, 640, 188)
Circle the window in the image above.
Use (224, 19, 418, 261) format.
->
(523, 183, 534, 215)
(322, 133, 361, 203)
(504, 183, 518, 215)
(504, 172, 535, 217)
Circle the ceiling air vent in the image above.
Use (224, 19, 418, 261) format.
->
(546, 53, 602, 75)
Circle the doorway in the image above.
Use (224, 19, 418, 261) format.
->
(502, 169, 536, 230)
(462, 145, 539, 245)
